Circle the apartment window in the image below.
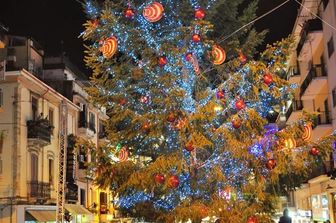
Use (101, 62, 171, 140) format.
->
(80, 189, 86, 206)
(0, 89, 3, 107)
(89, 112, 96, 132)
(322, 0, 329, 10)
(48, 108, 54, 126)
(48, 159, 54, 185)
(31, 154, 38, 181)
(31, 97, 38, 120)
(332, 88, 336, 107)
(327, 36, 334, 57)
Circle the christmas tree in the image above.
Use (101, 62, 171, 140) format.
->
(82, 1, 336, 222)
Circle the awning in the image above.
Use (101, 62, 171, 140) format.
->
(64, 204, 92, 215)
(26, 210, 56, 222)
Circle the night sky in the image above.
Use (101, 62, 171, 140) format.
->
(0, 0, 300, 74)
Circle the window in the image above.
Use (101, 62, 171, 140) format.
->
(31, 154, 38, 182)
(322, 0, 329, 10)
(80, 189, 86, 206)
(0, 89, 3, 107)
(48, 108, 54, 126)
(332, 88, 336, 107)
(327, 37, 334, 57)
(0, 158, 2, 175)
(48, 159, 54, 185)
(89, 112, 96, 132)
(31, 97, 38, 120)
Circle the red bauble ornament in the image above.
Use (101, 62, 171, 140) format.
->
(247, 216, 258, 223)
(194, 8, 205, 20)
(140, 95, 149, 104)
(266, 158, 277, 170)
(185, 52, 193, 61)
(238, 51, 247, 64)
(310, 147, 319, 156)
(216, 90, 225, 99)
(158, 56, 167, 67)
(168, 175, 179, 188)
(154, 173, 165, 184)
(263, 73, 273, 85)
(232, 119, 241, 129)
(124, 8, 135, 19)
(235, 99, 245, 110)
(185, 142, 195, 152)
(119, 98, 127, 106)
(167, 112, 176, 123)
(192, 34, 201, 43)
(142, 122, 151, 131)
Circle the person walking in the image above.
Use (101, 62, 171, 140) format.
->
(279, 208, 292, 223)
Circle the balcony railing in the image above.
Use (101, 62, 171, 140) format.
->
(78, 121, 96, 133)
(27, 118, 53, 145)
(28, 181, 51, 201)
(286, 66, 300, 80)
(300, 64, 326, 96)
(297, 18, 323, 55)
(312, 111, 332, 128)
(285, 100, 303, 120)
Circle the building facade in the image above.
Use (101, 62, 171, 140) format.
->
(0, 34, 113, 223)
(280, 0, 336, 222)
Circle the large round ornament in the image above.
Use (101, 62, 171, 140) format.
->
(266, 158, 276, 170)
(235, 99, 245, 110)
(143, 2, 164, 23)
(212, 45, 226, 65)
(247, 216, 258, 223)
(168, 175, 179, 188)
(216, 90, 225, 100)
(158, 56, 167, 67)
(194, 8, 205, 19)
(185, 143, 195, 152)
(232, 118, 241, 129)
(99, 36, 118, 59)
(302, 124, 312, 141)
(310, 147, 319, 156)
(118, 146, 129, 162)
(154, 173, 165, 184)
(192, 34, 201, 43)
(124, 8, 135, 19)
(263, 73, 273, 85)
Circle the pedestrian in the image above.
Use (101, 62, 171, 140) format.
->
(279, 208, 292, 223)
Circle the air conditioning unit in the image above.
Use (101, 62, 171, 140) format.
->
(7, 55, 16, 62)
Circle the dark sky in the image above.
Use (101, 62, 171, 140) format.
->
(0, 0, 300, 74)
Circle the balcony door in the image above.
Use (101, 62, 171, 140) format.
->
(31, 153, 38, 182)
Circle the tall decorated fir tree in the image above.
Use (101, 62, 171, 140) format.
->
(81, 0, 336, 222)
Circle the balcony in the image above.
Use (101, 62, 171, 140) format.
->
(312, 111, 333, 141)
(300, 64, 327, 100)
(285, 100, 303, 123)
(65, 182, 79, 203)
(297, 18, 323, 57)
(27, 118, 52, 147)
(78, 121, 95, 139)
(27, 181, 51, 203)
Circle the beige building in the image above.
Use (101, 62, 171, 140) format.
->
(279, 0, 336, 222)
(0, 68, 81, 222)
(0, 34, 112, 223)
